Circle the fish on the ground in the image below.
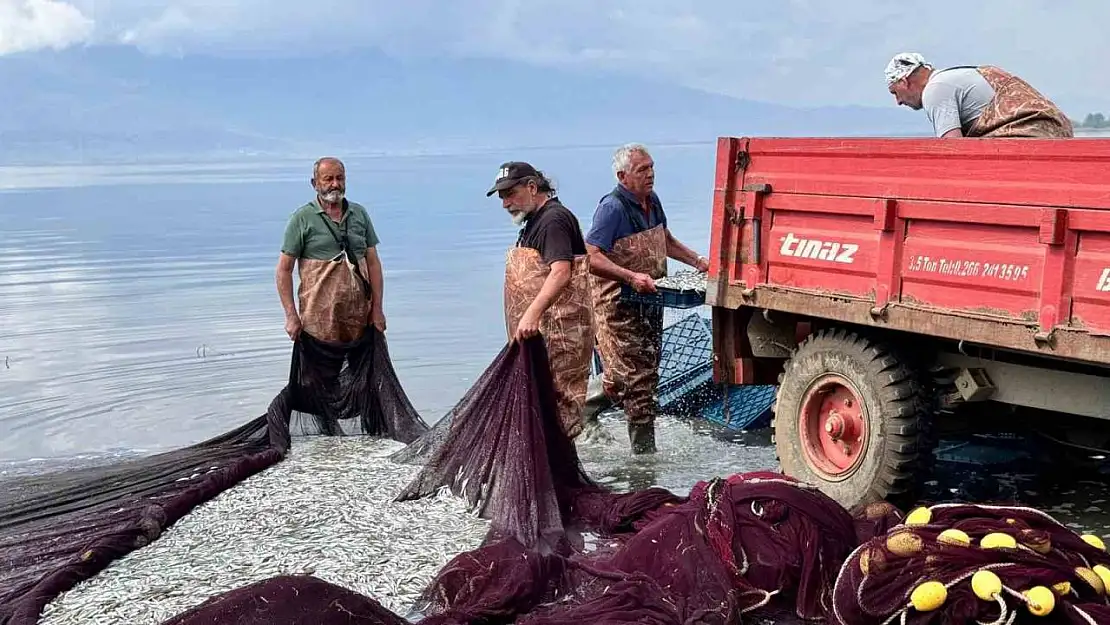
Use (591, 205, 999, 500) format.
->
(37, 437, 489, 625)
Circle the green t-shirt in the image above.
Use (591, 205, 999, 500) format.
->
(281, 199, 380, 261)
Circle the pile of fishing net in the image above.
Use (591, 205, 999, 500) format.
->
(0, 327, 427, 625)
(158, 336, 1110, 625)
(832, 502, 1110, 624)
(161, 337, 863, 625)
(8, 325, 1110, 625)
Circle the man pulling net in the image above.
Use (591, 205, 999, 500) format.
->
(390, 160, 601, 546)
(489, 161, 594, 440)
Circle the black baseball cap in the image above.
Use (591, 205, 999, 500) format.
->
(486, 161, 540, 197)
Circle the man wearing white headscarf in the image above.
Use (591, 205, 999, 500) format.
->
(884, 52, 1073, 139)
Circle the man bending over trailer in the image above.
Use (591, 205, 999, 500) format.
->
(885, 52, 1073, 139)
(582, 143, 709, 455)
(488, 161, 595, 440)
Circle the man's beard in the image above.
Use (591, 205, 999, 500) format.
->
(509, 200, 541, 226)
(319, 188, 345, 203)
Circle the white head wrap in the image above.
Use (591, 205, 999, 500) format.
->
(885, 52, 930, 85)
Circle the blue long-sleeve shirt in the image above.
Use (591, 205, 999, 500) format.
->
(585, 184, 668, 252)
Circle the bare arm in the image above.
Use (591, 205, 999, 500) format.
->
(586, 244, 635, 283)
(365, 246, 384, 313)
(276, 253, 298, 318)
(276, 253, 302, 340)
(665, 229, 704, 267)
(364, 246, 386, 332)
(586, 244, 656, 293)
(941, 128, 964, 138)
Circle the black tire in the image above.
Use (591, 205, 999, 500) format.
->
(772, 328, 933, 510)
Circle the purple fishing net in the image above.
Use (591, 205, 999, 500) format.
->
(15, 324, 1108, 625)
(831, 502, 1110, 624)
(393, 337, 601, 548)
(0, 327, 427, 625)
(163, 337, 856, 625)
(161, 575, 411, 625)
(286, 326, 430, 445)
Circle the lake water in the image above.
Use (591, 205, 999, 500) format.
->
(3, 142, 1110, 537)
(0, 144, 721, 463)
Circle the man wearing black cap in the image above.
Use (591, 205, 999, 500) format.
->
(488, 162, 596, 441)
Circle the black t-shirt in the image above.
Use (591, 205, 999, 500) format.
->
(517, 198, 588, 266)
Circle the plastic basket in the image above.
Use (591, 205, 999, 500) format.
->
(657, 314, 713, 389)
(697, 384, 777, 432)
(588, 312, 776, 432)
(658, 363, 714, 411)
(620, 283, 706, 309)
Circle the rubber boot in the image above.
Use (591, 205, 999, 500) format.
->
(578, 383, 615, 444)
(628, 421, 657, 455)
(578, 377, 615, 444)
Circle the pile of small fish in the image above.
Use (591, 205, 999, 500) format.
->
(655, 270, 707, 292)
(38, 436, 489, 625)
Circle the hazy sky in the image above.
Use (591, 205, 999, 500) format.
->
(3, 0, 1108, 111)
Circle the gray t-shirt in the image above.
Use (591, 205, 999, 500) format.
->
(921, 67, 996, 137)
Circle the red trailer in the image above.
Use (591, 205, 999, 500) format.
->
(706, 136, 1110, 510)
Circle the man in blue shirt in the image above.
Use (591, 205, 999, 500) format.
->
(581, 143, 709, 454)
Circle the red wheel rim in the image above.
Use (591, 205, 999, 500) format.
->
(797, 374, 868, 480)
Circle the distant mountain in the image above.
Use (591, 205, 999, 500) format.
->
(0, 47, 930, 165)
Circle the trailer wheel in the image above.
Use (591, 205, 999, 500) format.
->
(773, 328, 931, 510)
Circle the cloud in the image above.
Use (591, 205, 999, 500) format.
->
(22, 1, 1110, 110)
(421, 0, 1110, 110)
(0, 0, 93, 55)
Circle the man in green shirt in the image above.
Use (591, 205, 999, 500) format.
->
(275, 157, 386, 344)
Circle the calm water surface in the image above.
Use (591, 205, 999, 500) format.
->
(0, 145, 720, 462)
(2, 144, 1109, 537)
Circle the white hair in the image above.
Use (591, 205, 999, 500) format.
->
(612, 143, 651, 179)
(313, 156, 345, 179)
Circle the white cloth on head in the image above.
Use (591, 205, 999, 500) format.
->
(885, 52, 930, 85)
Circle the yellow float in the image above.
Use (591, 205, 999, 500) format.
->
(1082, 534, 1107, 551)
(904, 506, 932, 527)
(937, 528, 970, 546)
(1023, 585, 1055, 616)
(909, 580, 947, 612)
(971, 570, 1002, 601)
(980, 532, 1017, 550)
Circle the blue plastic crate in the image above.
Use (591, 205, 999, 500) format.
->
(657, 314, 713, 389)
(588, 312, 777, 432)
(620, 283, 706, 309)
(658, 363, 714, 411)
(591, 314, 713, 383)
(697, 384, 777, 432)
(589, 313, 713, 408)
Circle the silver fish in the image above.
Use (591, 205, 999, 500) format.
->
(39, 437, 490, 625)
